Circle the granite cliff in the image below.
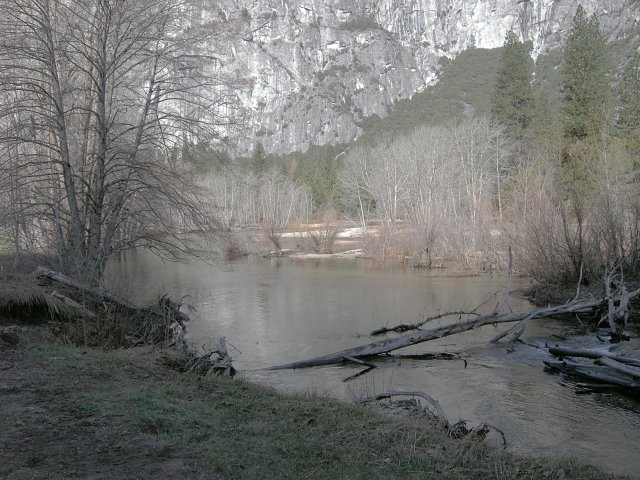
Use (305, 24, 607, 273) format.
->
(196, 0, 640, 153)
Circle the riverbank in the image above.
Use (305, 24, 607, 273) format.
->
(230, 224, 509, 276)
(0, 326, 619, 480)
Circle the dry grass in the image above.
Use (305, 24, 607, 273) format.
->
(1, 275, 188, 348)
(0, 334, 617, 480)
(0, 276, 75, 323)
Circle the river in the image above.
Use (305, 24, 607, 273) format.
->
(107, 250, 640, 477)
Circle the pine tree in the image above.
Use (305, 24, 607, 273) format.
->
(562, 6, 610, 141)
(557, 7, 611, 280)
(618, 52, 640, 133)
(491, 31, 535, 138)
(618, 52, 640, 171)
(251, 142, 267, 173)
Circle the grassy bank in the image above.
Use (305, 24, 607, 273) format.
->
(0, 330, 618, 480)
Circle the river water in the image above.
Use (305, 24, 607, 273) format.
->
(107, 251, 640, 477)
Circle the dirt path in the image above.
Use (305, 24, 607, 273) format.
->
(0, 332, 215, 480)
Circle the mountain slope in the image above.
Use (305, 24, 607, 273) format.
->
(203, 0, 640, 154)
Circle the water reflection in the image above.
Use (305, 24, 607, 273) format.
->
(106, 251, 640, 477)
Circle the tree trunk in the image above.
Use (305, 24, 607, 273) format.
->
(268, 295, 630, 370)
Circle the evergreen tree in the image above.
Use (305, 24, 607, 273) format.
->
(557, 7, 611, 280)
(562, 6, 610, 141)
(491, 31, 535, 137)
(250, 142, 267, 173)
(618, 52, 640, 133)
(618, 52, 640, 171)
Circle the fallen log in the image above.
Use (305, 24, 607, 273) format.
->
(342, 365, 376, 382)
(371, 291, 497, 337)
(371, 311, 480, 336)
(36, 267, 193, 347)
(490, 311, 536, 344)
(50, 291, 97, 319)
(548, 346, 640, 368)
(268, 297, 617, 370)
(544, 360, 640, 391)
(342, 356, 377, 369)
(390, 353, 459, 361)
(36, 267, 139, 310)
(595, 357, 640, 379)
(36, 267, 191, 326)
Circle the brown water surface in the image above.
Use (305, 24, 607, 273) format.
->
(107, 251, 640, 478)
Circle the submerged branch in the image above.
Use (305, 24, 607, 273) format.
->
(269, 294, 628, 370)
(371, 310, 480, 336)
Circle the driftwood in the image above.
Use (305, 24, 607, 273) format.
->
(360, 391, 447, 425)
(595, 356, 640, 379)
(491, 268, 638, 349)
(545, 341, 640, 393)
(390, 352, 459, 361)
(371, 311, 480, 336)
(548, 346, 640, 368)
(358, 391, 507, 448)
(269, 295, 627, 370)
(341, 355, 377, 381)
(489, 311, 536, 346)
(50, 291, 97, 319)
(343, 367, 376, 382)
(343, 355, 377, 368)
(602, 267, 631, 341)
(544, 360, 640, 391)
(185, 337, 236, 376)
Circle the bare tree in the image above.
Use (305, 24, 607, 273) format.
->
(451, 117, 507, 232)
(340, 118, 513, 264)
(338, 144, 375, 232)
(203, 165, 249, 231)
(258, 168, 311, 252)
(0, 0, 241, 284)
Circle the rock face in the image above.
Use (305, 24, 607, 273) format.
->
(202, 1, 640, 154)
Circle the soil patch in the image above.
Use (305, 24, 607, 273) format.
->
(0, 333, 214, 480)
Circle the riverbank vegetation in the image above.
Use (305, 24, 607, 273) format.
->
(0, 324, 615, 479)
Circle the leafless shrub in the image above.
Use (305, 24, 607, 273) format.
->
(510, 141, 640, 284)
(341, 118, 510, 268)
(309, 209, 340, 254)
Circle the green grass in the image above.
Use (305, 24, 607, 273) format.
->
(6, 338, 615, 480)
